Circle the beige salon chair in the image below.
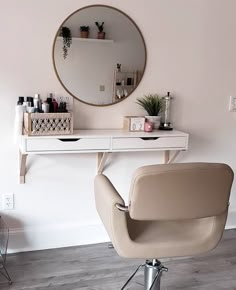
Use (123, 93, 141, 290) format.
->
(94, 163, 234, 290)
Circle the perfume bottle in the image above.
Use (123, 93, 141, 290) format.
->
(14, 98, 25, 143)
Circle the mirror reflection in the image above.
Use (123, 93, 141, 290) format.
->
(53, 5, 146, 106)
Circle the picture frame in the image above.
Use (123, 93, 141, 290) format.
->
(123, 116, 145, 131)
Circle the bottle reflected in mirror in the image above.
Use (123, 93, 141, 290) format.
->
(127, 77, 133, 86)
(116, 88, 122, 99)
(116, 88, 128, 99)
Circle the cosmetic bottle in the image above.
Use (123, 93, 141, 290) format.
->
(26, 96, 34, 112)
(42, 101, 50, 113)
(14, 99, 25, 143)
(52, 99, 58, 112)
(17, 96, 24, 105)
(47, 93, 54, 112)
(23, 101, 31, 112)
(58, 102, 67, 112)
(34, 94, 42, 112)
(27, 105, 35, 113)
(64, 102, 68, 112)
(26, 96, 33, 104)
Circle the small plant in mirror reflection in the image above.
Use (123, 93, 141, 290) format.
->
(117, 63, 121, 72)
(60, 27, 72, 59)
(80, 26, 90, 32)
(136, 94, 162, 116)
(95, 22, 104, 32)
(80, 26, 90, 38)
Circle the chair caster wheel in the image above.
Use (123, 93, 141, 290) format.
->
(108, 243, 114, 249)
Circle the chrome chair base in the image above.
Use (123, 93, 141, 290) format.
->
(121, 259, 168, 290)
(144, 259, 168, 290)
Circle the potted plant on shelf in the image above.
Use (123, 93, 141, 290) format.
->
(80, 26, 89, 38)
(95, 22, 105, 39)
(60, 26, 72, 59)
(136, 94, 162, 129)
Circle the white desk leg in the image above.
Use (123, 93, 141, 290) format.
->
(164, 150, 170, 164)
(97, 152, 109, 174)
(19, 151, 28, 184)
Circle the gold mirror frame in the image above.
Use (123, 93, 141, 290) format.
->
(52, 4, 147, 106)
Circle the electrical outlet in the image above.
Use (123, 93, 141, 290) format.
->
(2, 193, 14, 210)
(99, 85, 105, 92)
(229, 96, 236, 112)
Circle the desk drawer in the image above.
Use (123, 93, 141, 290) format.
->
(26, 137, 110, 152)
(112, 136, 187, 150)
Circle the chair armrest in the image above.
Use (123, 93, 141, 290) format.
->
(94, 174, 125, 239)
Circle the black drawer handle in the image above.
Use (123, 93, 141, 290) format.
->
(140, 137, 159, 141)
(58, 138, 80, 142)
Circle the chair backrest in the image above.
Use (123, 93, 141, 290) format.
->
(128, 163, 234, 221)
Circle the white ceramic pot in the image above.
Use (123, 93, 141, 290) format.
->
(145, 116, 161, 129)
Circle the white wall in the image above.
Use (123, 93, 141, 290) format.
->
(1, 0, 236, 252)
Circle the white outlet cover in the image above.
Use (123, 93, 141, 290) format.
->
(2, 193, 14, 210)
(229, 96, 236, 112)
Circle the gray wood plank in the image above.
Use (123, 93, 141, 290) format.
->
(0, 229, 235, 289)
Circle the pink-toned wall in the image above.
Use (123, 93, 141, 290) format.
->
(0, 0, 236, 252)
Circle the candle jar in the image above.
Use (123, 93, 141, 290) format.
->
(144, 121, 153, 132)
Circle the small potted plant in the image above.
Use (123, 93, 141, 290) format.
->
(60, 26, 72, 59)
(136, 94, 162, 129)
(95, 22, 105, 39)
(80, 26, 89, 38)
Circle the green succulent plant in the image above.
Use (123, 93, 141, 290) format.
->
(136, 94, 162, 116)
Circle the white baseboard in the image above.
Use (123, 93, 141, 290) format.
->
(226, 209, 236, 229)
(8, 222, 110, 253)
(8, 210, 236, 254)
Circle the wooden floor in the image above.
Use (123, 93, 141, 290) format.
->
(0, 229, 236, 290)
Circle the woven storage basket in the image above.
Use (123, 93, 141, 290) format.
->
(23, 112, 73, 136)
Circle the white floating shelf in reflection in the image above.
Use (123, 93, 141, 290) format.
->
(57, 36, 114, 43)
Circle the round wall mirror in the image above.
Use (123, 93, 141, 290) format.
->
(52, 5, 146, 106)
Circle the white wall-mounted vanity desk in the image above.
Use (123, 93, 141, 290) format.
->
(18, 129, 189, 184)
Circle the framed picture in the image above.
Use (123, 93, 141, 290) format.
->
(123, 116, 145, 131)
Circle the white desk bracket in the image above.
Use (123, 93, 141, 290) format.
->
(164, 151, 170, 164)
(19, 150, 28, 184)
(97, 152, 109, 174)
(164, 150, 181, 164)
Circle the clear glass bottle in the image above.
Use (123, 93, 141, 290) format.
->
(160, 92, 173, 130)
